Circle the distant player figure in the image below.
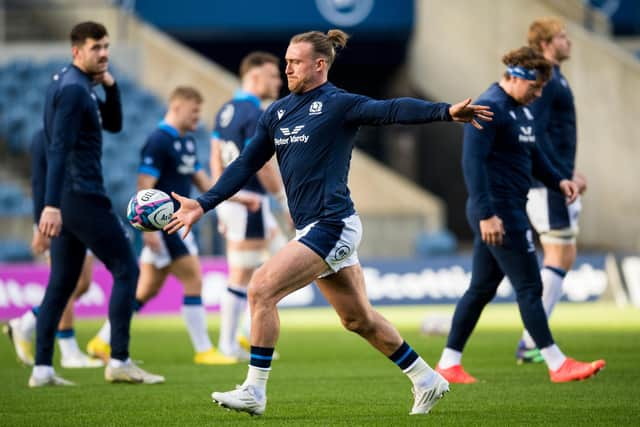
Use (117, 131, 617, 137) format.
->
(33, 21, 163, 386)
(516, 17, 586, 363)
(210, 51, 290, 360)
(86, 87, 258, 365)
(434, 46, 604, 384)
(4, 129, 102, 369)
(166, 29, 492, 416)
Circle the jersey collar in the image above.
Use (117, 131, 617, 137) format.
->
(158, 120, 181, 138)
(233, 90, 261, 108)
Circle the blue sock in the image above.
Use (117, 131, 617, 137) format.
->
(389, 341, 419, 370)
(183, 295, 202, 306)
(250, 346, 274, 369)
(56, 328, 75, 339)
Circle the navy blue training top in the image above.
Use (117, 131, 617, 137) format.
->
(462, 83, 566, 230)
(31, 129, 47, 225)
(138, 121, 202, 211)
(43, 64, 122, 207)
(198, 82, 452, 229)
(529, 64, 576, 185)
(212, 90, 265, 194)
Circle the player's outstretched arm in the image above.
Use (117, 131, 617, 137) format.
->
(449, 98, 494, 129)
(343, 94, 492, 128)
(164, 192, 204, 238)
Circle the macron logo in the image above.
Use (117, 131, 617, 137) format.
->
(280, 125, 305, 136)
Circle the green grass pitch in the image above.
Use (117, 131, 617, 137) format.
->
(1, 303, 639, 426)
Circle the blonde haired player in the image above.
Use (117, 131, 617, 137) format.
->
(87, 86, 259, 365)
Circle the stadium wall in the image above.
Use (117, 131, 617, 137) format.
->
(409, 0, 640, 251)
(0, 3, 445, 257)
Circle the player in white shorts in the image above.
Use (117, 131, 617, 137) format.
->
(516, 18, 588, 363)
(86, 87, 260, 366)
(211, 51, 289, 360)
(167, 29, 491, 415)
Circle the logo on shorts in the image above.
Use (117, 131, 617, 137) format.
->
(333, 245, 351, 261)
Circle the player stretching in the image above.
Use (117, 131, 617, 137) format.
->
(86, 87, 256, 365)
(33, 21, 163, 386)
(516, 17, 586, 363)
(4, 129, 102, 369)
(435, 46, 604, 384)
(210, 51, 289, 360)
(166, 29, 492, 415)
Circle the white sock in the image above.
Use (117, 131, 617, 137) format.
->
(540, 344, 566, 371)
(97, 320, 111, 343)
(57, 335, 81, 359)
(32, 365, 54, 379)
(242, 365, 270, 399)
(182, 299, 213, 353)
(438, 347, 462, 369)
(218, 285, 248, 354)
(20, 309, 37, 339)
(522, 266, 566, 348)
(109, 357, 131, 368)
(403, 357, 436, 388)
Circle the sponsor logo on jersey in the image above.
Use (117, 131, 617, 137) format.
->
(509, 110, 517, 120)
(173, 141, 181, 151)
(277, 109, 286, 120)
(178, 154, 197, 174)
(275, 125, 309, 145)
(518, 126, 535, 143)
(309, 101, 323, 115)
(186, 140, 195, 152)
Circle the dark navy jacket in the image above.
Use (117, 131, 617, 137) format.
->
(530, 64, 577, 185)
(43, 64, 122, 207)
(463, 83, 566, 231)
(198, 82, 452, 229)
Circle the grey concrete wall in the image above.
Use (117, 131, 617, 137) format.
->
(409, 0, 640, 251)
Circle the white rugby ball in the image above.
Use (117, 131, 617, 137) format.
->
(126, 189, 174, 232)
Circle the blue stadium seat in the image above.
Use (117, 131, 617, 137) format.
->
(0, 239, 33, 262)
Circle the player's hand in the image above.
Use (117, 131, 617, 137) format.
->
(39, 206, 62, 238)
(449, 98, 494, 130)
(573, 171, 587, 194)
(143, 231, 163, 253)
(164, 192, 204, 239)
(94, 70, 115, 86)
(31, 229, 50, 255)
(559, 179, 579, 204)
(479, 215, 505, 246)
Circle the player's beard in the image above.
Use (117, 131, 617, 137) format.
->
(288, 75, 309, 94)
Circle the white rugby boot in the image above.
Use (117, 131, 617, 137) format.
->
(4, 319, 34, 366)
(212, 384, 266, 416)
(61, 352, 104, 368)
(28, 372, 75, 388)
(410, 371, 450, 415)
(105, 360, 165, 384)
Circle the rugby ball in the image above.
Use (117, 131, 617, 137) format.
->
(126, 189, 174, 231)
